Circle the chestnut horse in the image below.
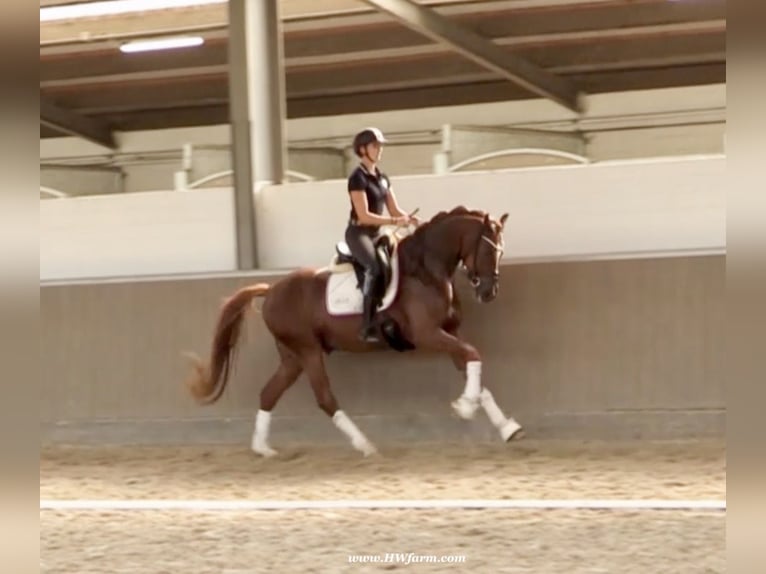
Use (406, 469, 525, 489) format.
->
(184, 206, 523, 456)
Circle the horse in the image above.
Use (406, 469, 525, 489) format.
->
(183, 206, 523, 456)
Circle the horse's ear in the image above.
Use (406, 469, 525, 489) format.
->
(483, 213, 491, 226)
(499, 213, 509, 228)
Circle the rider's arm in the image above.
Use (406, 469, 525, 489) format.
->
(384, 187, 407, 218)
(349, 191, 396, 226)
(385, 186, 420, 226)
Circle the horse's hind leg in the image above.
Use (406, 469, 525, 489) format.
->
(252, 342, 303, 457)
(303, 349, 377, 456)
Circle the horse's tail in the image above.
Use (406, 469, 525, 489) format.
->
(183, 283, 271, 405)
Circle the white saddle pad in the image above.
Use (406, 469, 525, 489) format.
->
(325, 247, 401, 316)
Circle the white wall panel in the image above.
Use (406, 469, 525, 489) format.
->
(256, 155, 726, 269)
(40, 156, 725, 280)
(41, 188, 237, 280)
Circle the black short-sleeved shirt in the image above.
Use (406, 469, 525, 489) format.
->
(347, 164, 391, 226)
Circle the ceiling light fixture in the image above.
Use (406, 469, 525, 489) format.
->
(40, 0, 227, 23)
(119, 36, 205, 53)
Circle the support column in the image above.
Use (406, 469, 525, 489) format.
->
(227, 0, 287, 269)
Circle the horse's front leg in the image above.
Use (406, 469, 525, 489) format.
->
(442, 323, 465, 374)
(443, 282, 465, 372)
(413, 327, 523, 441)
(411, 327, 483, 419)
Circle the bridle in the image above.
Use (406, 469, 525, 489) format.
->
(466, 223, 505, 287)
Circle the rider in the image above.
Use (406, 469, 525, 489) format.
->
(345, 127, 419, 343)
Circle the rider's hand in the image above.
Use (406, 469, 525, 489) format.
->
(409, 215, 422, 227)
(392, 215, 409, 226)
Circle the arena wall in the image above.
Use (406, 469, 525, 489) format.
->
(40, 254, 724, 446)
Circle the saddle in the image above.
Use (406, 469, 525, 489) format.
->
(325, 225, 416, 352)
(332, 232, 394, 295)
(325, 226, 408, 317)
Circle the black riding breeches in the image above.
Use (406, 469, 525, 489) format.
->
(345, 225, 381, 282)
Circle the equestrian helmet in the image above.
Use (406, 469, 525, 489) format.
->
(353, 127, 388, 157)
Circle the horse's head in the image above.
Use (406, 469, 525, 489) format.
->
(399, 206, 509, 302)
(461, 212, 508, 303)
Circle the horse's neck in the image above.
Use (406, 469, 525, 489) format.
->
(401, 215, 477, 282)
(442, 216, 481, 273)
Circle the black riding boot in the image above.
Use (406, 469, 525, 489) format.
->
(359, 272, 381, 343)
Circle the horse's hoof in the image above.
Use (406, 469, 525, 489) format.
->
(501, 420, 524, 442)
(356, 441, 378, 457)
(252, 443, 278, 457)
(451, 396, 479, 420)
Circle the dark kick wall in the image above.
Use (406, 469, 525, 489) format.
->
(41, 255, 724, 445)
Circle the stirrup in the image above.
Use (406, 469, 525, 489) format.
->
(359, 324, 381, 343)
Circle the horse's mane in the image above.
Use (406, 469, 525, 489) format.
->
(398, 205, 486, 286)
(428, 205, 487, 225)
(406, 205, 487, 241)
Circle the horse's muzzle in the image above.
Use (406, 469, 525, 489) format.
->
(473, 278, 498, 303)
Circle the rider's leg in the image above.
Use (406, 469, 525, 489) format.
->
(360, 267, 382, 341)
(345, 226, 382, 342)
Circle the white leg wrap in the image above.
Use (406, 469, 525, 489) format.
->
(480, 388, 522, 441)
(465, 360, 481, 399)
(333, 410, 377, 456)
(251, 409, 278, 457)
(452, 360, 481, 419)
